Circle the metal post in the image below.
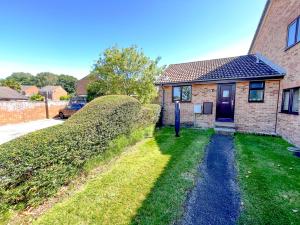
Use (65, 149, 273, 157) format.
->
(175, 101, 180, 137)
(45, 91, 49, 119)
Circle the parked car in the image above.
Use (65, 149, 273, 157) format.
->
(59, 103, 83, 119)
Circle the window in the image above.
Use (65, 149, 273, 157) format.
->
(281, 88, 299, 114)
(287, 16, 300, 48)
(172, 86, 192, 102)
(249, 81, 265, 102)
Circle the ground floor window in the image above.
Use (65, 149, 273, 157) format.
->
(172, 85, 192, 102)
(248, 81, 265, 102)
(281, 88, 299, 114)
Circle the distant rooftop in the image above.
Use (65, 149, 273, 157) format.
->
(0, 86, 28, 100)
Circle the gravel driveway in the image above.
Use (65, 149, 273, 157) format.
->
(180, 134, 240, 225)
(0, 119, 64, 145)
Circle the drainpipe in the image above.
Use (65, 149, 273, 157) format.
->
(274, 80, 281, 134)
(160, 84, 165, 127)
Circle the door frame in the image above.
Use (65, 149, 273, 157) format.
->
(216, 83, 236, 122)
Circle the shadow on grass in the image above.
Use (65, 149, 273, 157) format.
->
(130, 127, 212, 225)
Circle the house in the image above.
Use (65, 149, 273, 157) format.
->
(157, 0, 300, 147)
(39, 86, 68, 100)
(21, 85, 39, 97)
(75, 75, 98, 96)
(0, 86, 28, 101)
(249, 0, 300, 147)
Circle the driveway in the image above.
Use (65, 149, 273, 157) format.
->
(180, 134, 240, 225)
(0, 119, 64, 145)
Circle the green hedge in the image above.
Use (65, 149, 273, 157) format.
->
(0, 95, 160, 213)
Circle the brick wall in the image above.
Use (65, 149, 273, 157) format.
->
(235, 80, 280, 134)
(250, 0, 300, 146)
(160, 84, 217, 127)
(160, 81, 280, 134)
(52, 87, 68, 100)
(0, 101, 67, 125)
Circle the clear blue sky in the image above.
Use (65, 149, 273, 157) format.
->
(0, 0, 266, 79)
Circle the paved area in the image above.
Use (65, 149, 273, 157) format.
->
(0, 119, 64, 145)
(181, 134, 240, 225)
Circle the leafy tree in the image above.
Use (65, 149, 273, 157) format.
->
(88, 46, 164, 103)
(6, 72, 36, 85)
(57, 74, 78, 94)
(35, 72, 58, 87)
(0, 79, 21, 91)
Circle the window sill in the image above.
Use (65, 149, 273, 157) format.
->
(285, 41, 300, 51)
(248, 100, 264, 103)
(172, 101, 192, 103)
(280, 111, 299, 115)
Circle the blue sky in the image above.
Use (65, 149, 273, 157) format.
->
(0, 0, 266, 79)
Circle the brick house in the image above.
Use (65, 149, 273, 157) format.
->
(0, 86, 28, 101)
(249, 0, 300, 147)
(21, 85, 39, 97)
(39, 86, 68, 100)
(75, 75, 98, 96)
(157, 0, 300, 147)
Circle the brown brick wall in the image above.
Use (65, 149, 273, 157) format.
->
(235, 80, 280, 134)
(160, 84, 217, 127)
(52, 87, 68, 100)
(160, 81, 279, 134)
(250, 0, 300, 146)
(0, 101, 67, 125)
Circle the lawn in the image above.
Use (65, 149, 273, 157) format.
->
(235, 133, 300, 225)
(29, 127, 212, 225)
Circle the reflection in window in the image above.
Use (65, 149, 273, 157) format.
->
(172, 86, 192, 102)
(223, 90, 229, 97)
(249, 81, 265, 102)
(172, 87, 181, 101)
(282, 88, 299, 114)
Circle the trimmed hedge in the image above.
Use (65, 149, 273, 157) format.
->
(0, 95, 160, 212)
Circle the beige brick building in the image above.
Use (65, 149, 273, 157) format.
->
(39, 86, 68, 100)
(249, 0, 300, 147)
(157, 0, 300, 147)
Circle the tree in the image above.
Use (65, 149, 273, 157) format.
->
(57, 74, 78, 94)
(0, 79, 21, 91)
(6, 72, 36, 85)
(35, 72, 58, 87)
(88, 46, 164, 103)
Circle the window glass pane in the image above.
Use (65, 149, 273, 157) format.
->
(249, 90, 264, 101)
(250, 82, 264, 89)
(283, 90, 290, 111)
(292, 88, 299, 113)
(181, 86, 192, 101)
(223, 90, 229, 97)
(287, 20, 297, 47)
(173, 87, 181, 101)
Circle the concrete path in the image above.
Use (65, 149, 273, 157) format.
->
(181, 134, 240, 225)
(0, 119, 64, 145)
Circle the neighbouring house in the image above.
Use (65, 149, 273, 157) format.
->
(157, 0, 300, 147)
(39, 86, 68, 100)
(75, 75, 98, 96)
(249, 0, 300, 147)
(21, 85, 39, 97)
(0, 86, 28, 101)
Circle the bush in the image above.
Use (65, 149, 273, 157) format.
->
(29, 93, 44, 101)
(59, 95, 71, 101)
(0, 95, 160, 213)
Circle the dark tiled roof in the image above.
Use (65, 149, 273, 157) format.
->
(157, 54, 284, 84)
(0, 86, 28, 100)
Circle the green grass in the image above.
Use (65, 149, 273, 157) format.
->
(31, 128, 212, 225)
(235, 133, 300, 225)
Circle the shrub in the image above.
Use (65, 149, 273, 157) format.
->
(59, 95, 71, 101)
(29, 93, 44, 101)
(0, 95, 160, 213)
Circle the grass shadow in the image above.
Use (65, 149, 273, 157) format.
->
(129, 127, 212, 225)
